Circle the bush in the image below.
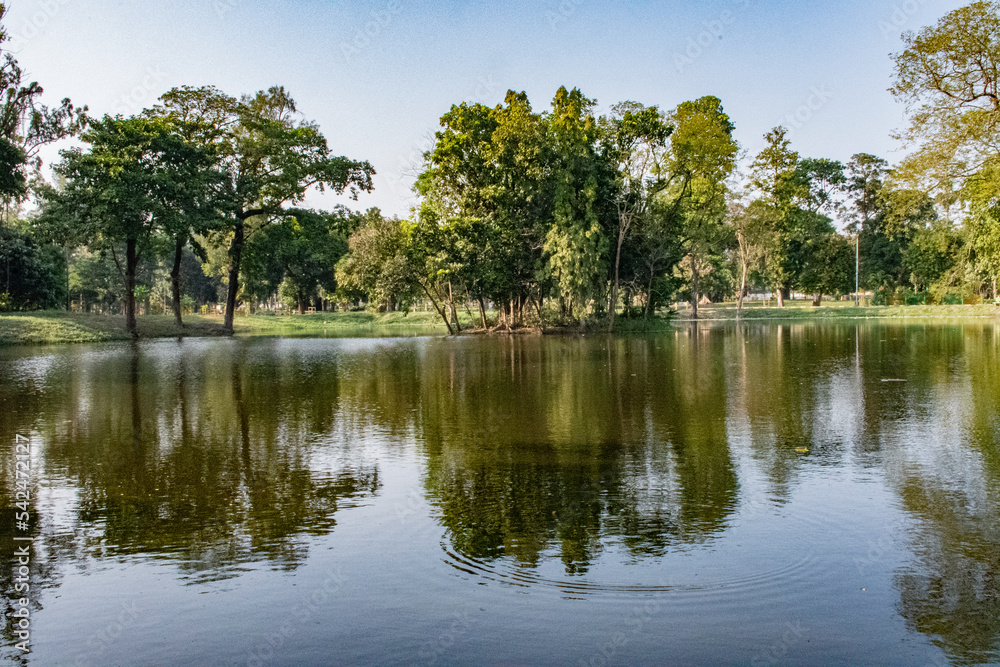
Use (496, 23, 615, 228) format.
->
(0, 228, 66, 311)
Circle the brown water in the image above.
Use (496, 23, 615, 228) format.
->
(1, 322, 998, 665)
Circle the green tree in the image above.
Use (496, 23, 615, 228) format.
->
(0, 225, 65, 310)
(890, 1, 1000, 196)
(599, 102, 673, 330)
(0, 3, 86, 216)
(904, 218, 964, 293)
(845, 153, 889, 303)
(335, 209, 421, 315)
(796, 158, 845, 215)
(749, 127, 801, 307)
(890, 2, 1000, 293)
(145, 90, 236, 325)
(153, 86, 374, 332)
(419, 91, 553, 329)
(964, 161, 1000, 295)
(728, 199, 767, 316)
(542, 87, 609, 328)
(665, 96, 739, 319)
(50, 116, 213, 336)
(270, 208, 351, 313)
(797, 232, 855, 303)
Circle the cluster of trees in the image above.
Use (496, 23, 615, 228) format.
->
(335, 0, 1000, 329)
(2, 1, 999, 333)
(35, 86, 374, 336)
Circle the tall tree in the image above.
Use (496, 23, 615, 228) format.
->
(845, 154, 889, 303)
(147, 87, 236, 325)
(418, 91, 550, 329)
(891, 1, 1000, 292)
(543, 87, 609, 329)
(665, 96, 739, 319)
(749, 127, 801, 307)
(728, 199, 767, 317)
(154, 85, 374, 332)
(50, 116, 214, 336)
(599, 103, 673, 331)
(0, 3, 86, 217)
(890, 0, 1000, 196)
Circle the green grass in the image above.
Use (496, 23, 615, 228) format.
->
(3, 301, 998, 345)
(0, 309, 461, 346)
(677, 299, 1000, 321)
(230, 310, 459, 334)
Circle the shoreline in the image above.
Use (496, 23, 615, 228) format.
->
(1, 304, 998, 346)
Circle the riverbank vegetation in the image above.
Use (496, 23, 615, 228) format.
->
(4, 300, 999, 346)
(0, 310, 476, 345)
(0, 2, 998, 338)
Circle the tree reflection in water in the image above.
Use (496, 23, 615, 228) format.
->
(0, 325, 998, 662)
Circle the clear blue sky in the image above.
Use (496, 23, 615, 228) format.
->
(4, 0, 969, 217)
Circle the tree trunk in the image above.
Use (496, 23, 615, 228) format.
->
(610, 229, 625, 333)
(855, 233, 861, 307)
(65, 245, 71, 312)
(224, 220, 245, 333)
(297, 297, 306, 314)
(447, 281, 461, 333)
(690, 254, 700, 320)
(645, 273, 654, 320)
(776, 287, 785, 308)
(737, 258, 748, 319)
(421, 283, 453, 335)
(124, 238, 138, 338)
(171, 235, 185, 327)
(812, 293, 822, 307)
(478, 296, 488, 329)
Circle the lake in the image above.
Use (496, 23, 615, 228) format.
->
(1, 322, 998, 665)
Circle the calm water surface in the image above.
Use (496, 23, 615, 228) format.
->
(1, 322, 999, 665)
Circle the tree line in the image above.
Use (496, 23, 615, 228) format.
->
(2, 0, 999, 334)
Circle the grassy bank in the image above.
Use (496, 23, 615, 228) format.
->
(2, 302, 998, 345)
(0, 310, 460, 346)
(676, 299, 1000, 321)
